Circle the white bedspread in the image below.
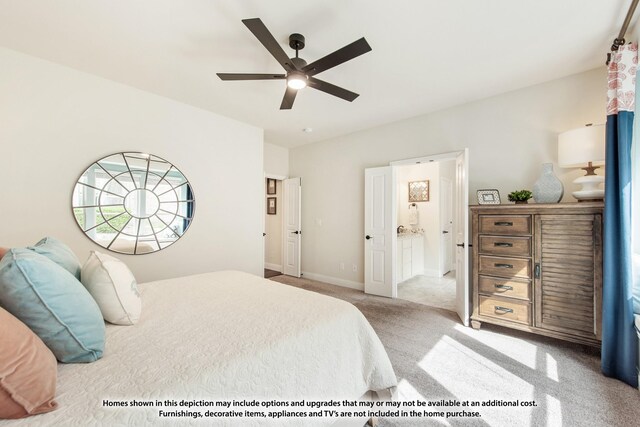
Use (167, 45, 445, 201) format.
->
(3, 271, 397, 426)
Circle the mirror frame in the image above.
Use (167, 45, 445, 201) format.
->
(71, 152, 195, 255)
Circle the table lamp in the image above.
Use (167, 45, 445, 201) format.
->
(558, 123, 605, 201)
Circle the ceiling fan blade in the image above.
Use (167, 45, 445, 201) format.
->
(217, 73, 285, 81)
(302, 37, 371, 76)
(242, 18, 296, 71)
(280, 87, 298, 110)
(307, 77, 359, 102)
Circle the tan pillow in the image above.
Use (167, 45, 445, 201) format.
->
(0, 306, 58, 419)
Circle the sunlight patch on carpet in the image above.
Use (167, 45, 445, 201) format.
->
(545, 353, 559, 382)
(545, 394, 563, 427)
(453, 323, 539, 369)
(396, 378, 426, 402)
(417, 336, 537, 426)
(396, 379, 452, 426)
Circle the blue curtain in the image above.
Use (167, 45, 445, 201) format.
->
(601, 44, 639, 387)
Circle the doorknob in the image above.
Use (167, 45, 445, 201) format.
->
(442, 230, 449, 234)
(262, 233, 266, 237)
(291, 231, 300, 234)
(365, 235, 371, 240)
(456, 243, 465, 248)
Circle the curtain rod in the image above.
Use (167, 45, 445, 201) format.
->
(608, 0, 640, 63)
(612, 0, 639, 51)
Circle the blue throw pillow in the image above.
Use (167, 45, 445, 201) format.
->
(29, 237, 82, 280)
(0, 249, 105, 363)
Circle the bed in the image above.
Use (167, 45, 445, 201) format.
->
(1, 270, 397, 426)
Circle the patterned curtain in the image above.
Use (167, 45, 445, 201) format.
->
(602, 43, 638, 387)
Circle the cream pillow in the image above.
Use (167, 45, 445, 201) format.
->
(81, 251, 141, 325)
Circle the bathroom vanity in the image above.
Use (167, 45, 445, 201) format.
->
(396, 233, 424, 283)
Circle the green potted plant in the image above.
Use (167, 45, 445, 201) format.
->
(508, 190, 533, 204)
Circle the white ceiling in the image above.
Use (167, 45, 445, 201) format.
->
(0, 0, 634, 148)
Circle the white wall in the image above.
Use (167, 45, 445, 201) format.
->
(264, 142, 289, 177)
(265, 180, 283, 271)
(0, 47, 264, 283)
(289, 67, 606, 286)
(396, 163, 437, 231)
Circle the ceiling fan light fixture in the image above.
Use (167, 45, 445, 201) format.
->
(218, 18, 372, 109)
(287, 73, 307, 90)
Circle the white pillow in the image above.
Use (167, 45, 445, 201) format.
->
(81, 251, 141, 325)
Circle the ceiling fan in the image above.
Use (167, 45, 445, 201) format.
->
(217, 18, 372, 110)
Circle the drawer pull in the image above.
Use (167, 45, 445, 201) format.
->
(494, 242, 513, 248)
(494, 221, 513, 226)
(495, 284, 513, 291)
(495, 306, 514, 314)
(494, 263, 513, 269)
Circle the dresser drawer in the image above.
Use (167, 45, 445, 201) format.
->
(479, 235, 531, 256)
(479, 215, 531, 235)
(478, 276, 530, 300)
(479, 255, 531, 279)
(479, 296, 530, 325)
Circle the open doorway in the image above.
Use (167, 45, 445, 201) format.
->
(364, 149, 469, 325)
(393, 160, 456, 311)
(264, 178, 284, 278)
(263, 176, 302, 279)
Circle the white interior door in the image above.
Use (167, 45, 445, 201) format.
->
(455, 150, 470, 325)
(364, 167, 396, 298)
(440, 177, 454, 275)
(283, 177, 301, 277)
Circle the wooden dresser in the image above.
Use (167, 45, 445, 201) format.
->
(470, 203, 603, 346)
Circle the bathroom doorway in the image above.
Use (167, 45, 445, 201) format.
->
(364, 149, 469, 324)
(393, 159, 457, 311)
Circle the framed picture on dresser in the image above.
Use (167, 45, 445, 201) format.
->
(477, 189, 501, 205)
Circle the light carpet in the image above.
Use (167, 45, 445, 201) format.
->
(270, 275, 640, 427)
(397, 272, 457, 312)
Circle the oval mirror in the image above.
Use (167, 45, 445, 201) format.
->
(72, 152, 195, 254)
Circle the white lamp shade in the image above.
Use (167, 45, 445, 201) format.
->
(558, 124, 605, 168)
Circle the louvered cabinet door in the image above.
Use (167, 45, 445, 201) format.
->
(534, 214, 602, 341)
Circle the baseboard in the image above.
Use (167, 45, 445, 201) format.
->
(301, 271, 364, 291)
(264, 263, 282, 272)
(423, 268, 442, 278)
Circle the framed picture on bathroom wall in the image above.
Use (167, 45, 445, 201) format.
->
(408, 180, 429, 202)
